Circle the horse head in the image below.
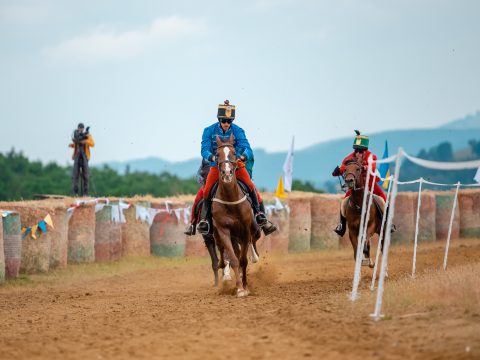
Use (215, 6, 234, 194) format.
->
(343, 160, 365, 191)
(216, 134, 237, 184)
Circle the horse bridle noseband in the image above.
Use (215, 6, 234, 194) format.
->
(216, 144, 239, 170)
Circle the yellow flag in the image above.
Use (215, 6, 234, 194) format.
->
(31, 225, 38, 239)
(276, 176, 287, 199)
(383, 169, 391, 189)
(44, 214, 55, 229)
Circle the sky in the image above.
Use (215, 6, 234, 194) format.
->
(0, 0, 479, 165)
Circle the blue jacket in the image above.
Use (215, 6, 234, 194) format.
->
(201, 122, 254, 176)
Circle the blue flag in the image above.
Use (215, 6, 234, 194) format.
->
(378, 141, 390, 189)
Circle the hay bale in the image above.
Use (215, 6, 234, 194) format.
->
(150, 201, 186, 257)
(413, 190, 436, 242)
(2, 212, 22, 278)
(46, 207, 68, 269)
(121, 201, 151, 257)
(95, 205, 122, 262)
(185, 235, 208, 257)
(68, 204, 95, 263)
(268, 207, 289, 254)
(458, 189, 480, 238)
(0, 218, 4, 284)
(391, 192, 416, 244)
(288, 195, 312, 253)
(2, 206, 52, 274)
(435, 192, 460, 241)
(310, 194, 340, 250)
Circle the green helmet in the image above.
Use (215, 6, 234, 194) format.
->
(352, 130, 369, 150)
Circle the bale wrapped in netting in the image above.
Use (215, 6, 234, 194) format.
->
(435, 191, 460, 241)
(0, 219, 5, 284)
(1, 206, 52, 274)
(267, 204, 289, 254)
(68, 203, 95, 263)
(413, 190, 436, 243)
(46, 206, 68, 269)
(310, 194, 340, 250)
(1, 212, 22, 278)
(150, 201, 187, 257)
(288, 193, 312, 253)
(95, 204, 122, 262)
(391, 192, 416, 245)
(121, 200, 151, 257)
(458, 189, 480, 238)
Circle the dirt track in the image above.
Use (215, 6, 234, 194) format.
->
(1, 240, 479, 359)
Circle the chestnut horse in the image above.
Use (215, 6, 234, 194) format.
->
(213, 134, 261, 297)
(343, 160, 386, 267)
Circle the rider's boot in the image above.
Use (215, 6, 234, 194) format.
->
(196, 199, 212, 235)
(259, 201, 277, 236)
(184, 222, 196, 236)
(248, 188, 267, 226)
(334, 213, 347, 236)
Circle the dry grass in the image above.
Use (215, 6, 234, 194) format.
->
(370, 263, 480, 317)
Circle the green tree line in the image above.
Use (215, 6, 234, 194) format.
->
(0, 149, 322, 201)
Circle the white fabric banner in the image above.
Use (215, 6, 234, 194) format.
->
(283, 136, 295, 192)
(475, 167, 480, 184)
(404, 152, 480, 170)
(111, 205, 126, 224)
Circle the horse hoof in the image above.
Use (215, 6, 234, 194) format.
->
(237, 289, 249, 298)
(361, 259, 370, 267)
(369, 260, 375, 269)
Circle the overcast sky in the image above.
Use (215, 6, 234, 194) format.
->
(0, 0, 479, 165)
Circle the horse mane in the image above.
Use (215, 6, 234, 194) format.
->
(345, 159, 361, 166)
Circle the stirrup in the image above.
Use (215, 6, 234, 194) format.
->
(184, 224, 196, 236)
(262, 220, 277, 236)
(197, 220, 210, 235)
(255, 212, 267, 226)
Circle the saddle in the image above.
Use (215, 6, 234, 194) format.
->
(341, 193, 385, 223)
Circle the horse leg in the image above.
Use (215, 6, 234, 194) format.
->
(217, 229, 245, 296)
(204, 234, 219, 287)
(250, 242, 259, 263)
(240, 240, 249, 290)
(349, 229, 358, 261)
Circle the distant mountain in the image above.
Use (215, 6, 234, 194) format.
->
(101, 112, 480, 191)
(439, 111, 480, 129)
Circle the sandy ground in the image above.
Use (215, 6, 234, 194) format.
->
(0, 239, 479, 360)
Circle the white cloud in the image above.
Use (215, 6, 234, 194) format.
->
(43, 16, 206, 64)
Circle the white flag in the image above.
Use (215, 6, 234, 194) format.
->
(283, 136, 295, 192)
(475, 167, 480, 184)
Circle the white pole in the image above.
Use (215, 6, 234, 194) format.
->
(411, 179, 423, 278)
(370, 178, 393, 291)
(350, 157, 372, 301)
(371, 148, 404, 321)
(443, 182, 461, 270)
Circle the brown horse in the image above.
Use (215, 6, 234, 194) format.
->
(213, 134, 261, 297)
(343, 160, 386, 267)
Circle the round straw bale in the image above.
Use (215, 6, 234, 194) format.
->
(310, 194, 340, 250)
(288, 195, 312, 253)
(2, 212, 22, 278)
(121, 201, 151, 257)
(268, 206, 289, 254)
(458, 189, 480, 238)
(47, 207, 68, 269)
(0, 218, 5, 283)
(68, 204, 95, 263)
(150, 201, 186, 257)
(435, 192, 460, 241)
(95, 204, 122, 262)
(2, 206, 52, 274)
(413, 190, 436, 242)
(185, 234, 209, 257)
(390, 192, 416, 245)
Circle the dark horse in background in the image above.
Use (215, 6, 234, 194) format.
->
(210, 134, 261, 297)
(343, 160, 388, 268)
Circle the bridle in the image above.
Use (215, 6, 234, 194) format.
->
(213, 143, 247, 205)
(343, 161, 364, 192)
(216, 144, 238, 170)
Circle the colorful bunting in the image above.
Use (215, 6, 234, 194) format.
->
(20, 213, 55, 239)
